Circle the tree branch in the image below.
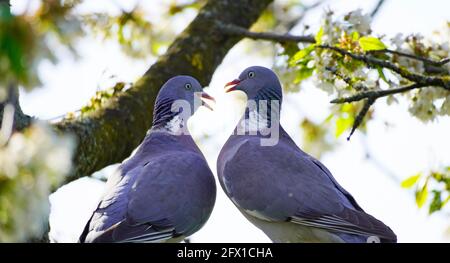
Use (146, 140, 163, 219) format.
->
(330, 83, 428, 104)
(218, 24, 449, 89)
(218, 24, 449, 139)
(0, 83, 33, 131)
(54, 0, 274, 185)
(330, 82, 430, 139)
(0, 1, 33, 132)
(0, 0, 10, 8)
(285, 0, 328, 30)
(371, 49, 450, 67)
(316, 45, 449, 90)
(217, 23, 315, 43)
(347, 97, 375, 141)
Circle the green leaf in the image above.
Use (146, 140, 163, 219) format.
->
(288, 45, 315, 67)
(358, 36, 387, 51)
(443, 195, 450, 206)
(315, 27, 324, 44)
(429, 190, 442, 214)
(401, 173, 421, 188)
(415, 181, 429, 208)
(377, 66, 388, 83)
(294, 67, 314, 84)
(351, 31, 360, 41)
(341, 103, 354, 113)
(335, 115, 353, 138)
(324, 113, 334, 123)
(281, 42, 300, 57)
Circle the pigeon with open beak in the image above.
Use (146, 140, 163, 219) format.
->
(79, 75, 216, 243)
(218, 66, 396, 243)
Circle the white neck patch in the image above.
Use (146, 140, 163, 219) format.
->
(238, 109, 269, 134)
(165, 115, 187, 135)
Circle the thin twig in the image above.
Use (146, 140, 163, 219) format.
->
(317, 45, 450, 90)
(371, 49, 450, 67)
(347, 97, 375, 140)
(291, 0, 328, 29)
(217, 23, 315, 43)
(325, 66, 367, 91)
(219, 23, 449, 69)
(218, 24, 449, 90)
(218, 24, 450, 137)
(330, 83, 428, 104)
(370, 0, 386, 18)
(333, 82, 429, 140)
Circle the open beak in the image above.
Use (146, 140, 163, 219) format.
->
(200, 91, 215, 111)
(224, 79, 241, 93)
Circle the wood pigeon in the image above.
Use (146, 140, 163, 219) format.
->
(79, 76, 216, 243)
(217, 66, 397, 243)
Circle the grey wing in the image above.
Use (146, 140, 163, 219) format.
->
(306, 155, 364, 212)
(79, 164, 141, 243)
(221, 139, 396, 242)
(82, 153, 216, 243)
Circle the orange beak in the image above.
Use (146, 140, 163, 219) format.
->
(224, 79, 241, 93)
(200, 91, 215, 111)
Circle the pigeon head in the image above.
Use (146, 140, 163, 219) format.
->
(152, 75, 215, 127)
(224, 66, 282, 102)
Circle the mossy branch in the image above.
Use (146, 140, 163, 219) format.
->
(53, 0, 274, 184)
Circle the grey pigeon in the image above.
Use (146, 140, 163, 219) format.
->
(79, 76, 216, 243)
(217, 66, 396, 243)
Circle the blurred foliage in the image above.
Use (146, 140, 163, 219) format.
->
(0, 0, 206, 240)
(83, 7, 170, 58)
(168, 0, 205, 15)
(331, 102, 372, 138)
(0, 0, 202, 100)
(0, 0, 84, 93)
(0, 122, 74, 242)
(300, 117, 334, 159)
(401, 167, 450, 214)
(81, 0, 206, 58)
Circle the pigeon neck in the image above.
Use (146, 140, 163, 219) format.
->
(253, 86, 282, 105)
(152, 98, 189, 135)
(243, 92, 282, 129)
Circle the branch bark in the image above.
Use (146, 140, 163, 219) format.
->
(0, 1, 33, 132)
(0, 83, 33, 131)
(330, 83, 428, 104)
(370, 49, 450, 67)
(54, 0, 273, 184)
(218, 23, 315, 43)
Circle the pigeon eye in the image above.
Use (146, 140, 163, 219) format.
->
(185, 83, 192, 90)
(248, 71, 255, 78)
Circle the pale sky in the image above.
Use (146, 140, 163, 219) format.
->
(12, 0, 450, 242)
